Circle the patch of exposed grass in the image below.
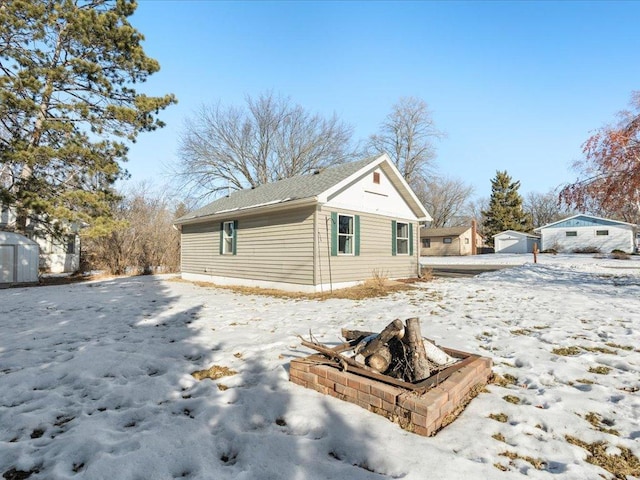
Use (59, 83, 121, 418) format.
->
(503, 395, 521, 405)
(499, 451, 546, 470)
(191, 365, 237, 381)
(588, 366, 611, 375)
(492, 433, 506, 443)
(489, 413, 508, 423)
(217, 384, 229, 391)
(605, 342, 633, 351)
(575, 378, 595, 385)
(493, 463, 509, 471)
(533, 325, 549, 330)
(510, 329, 532, 336)
(565, 435, 640, 479)
(582, 346, 617, 355)
(492, 373, 518, 388)
(552, 346, 582, 356)
(584, 412, 620, 436)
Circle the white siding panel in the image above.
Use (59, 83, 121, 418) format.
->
(541, 226, 634, 253)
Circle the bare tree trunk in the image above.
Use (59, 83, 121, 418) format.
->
(404, 317, 431, 381)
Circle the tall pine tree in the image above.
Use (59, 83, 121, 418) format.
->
(0, 0, 176, 236)
(482, 171, 532, 244)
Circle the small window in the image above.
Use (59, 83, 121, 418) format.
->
(465, 237, 470, 244)
(66, 235, 76, 254)
(566, 231, 577, 237)
(422, 238, 430, 248)
(443, 237, 453, 244)
(373, 172, 380, 184)
(596, 230, 609, 236)
(396, 222, 409, 254)
(222, 221, 235, 254)
(338, 214, 354, 255)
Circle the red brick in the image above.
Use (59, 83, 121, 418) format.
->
(311, 384, 329, 395)
(382, 400, 396, 413)
(369, 395, 383, 409)
(371, 383, 400, 404)
(397, 393, 416, 411)
(414, 425, 431, 437)
(318, 376, 335, 389)
(310, 365, 329, 378)
(411, 411, 428, 427)
(440, 397, 457, 418)
(289, 360, 310, 373)
(327, 369, 344, 383)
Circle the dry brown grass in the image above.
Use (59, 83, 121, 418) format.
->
(489, 413, 509, 423)
(588, 366, 612, 375)
(492, 433, 507, 443)
(584, 412, 619, 436)
(565, 435, 640, 479)
(179, 276, 421, 300)
(503, 395, 521, 405)
(191, 365, 237, 381)
(492, 373, 518, 387)
(499, 451, 546, 470)
(605, 342, 634, 351)
(552, 346, 582, 356)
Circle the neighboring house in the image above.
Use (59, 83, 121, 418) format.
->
(535, 214, 636, 254)
(0, 205, 81, 273)
(174, 154, 431, 292)
(493, 230, 540, 254)
(419, 226, 483, 256)
(0, 231, 39, 285)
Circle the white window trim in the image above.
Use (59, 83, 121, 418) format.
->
(443, 237, 453, 244)
(396, 221, 409, 255)
(338, 214, 354, 255)
(222, 221, 234, 255)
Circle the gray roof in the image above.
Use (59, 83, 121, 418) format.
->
(420, 226, 471, 238)
(175, 157, 379, 224)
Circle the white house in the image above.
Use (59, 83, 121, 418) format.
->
(493, 230, 540, 254)
(0, 205, 81, 273)
(535, 214, 636, 254)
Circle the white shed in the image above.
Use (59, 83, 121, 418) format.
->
(0, 231, 39, 285)
(535, 214, 636, 254)
(493, 230, 541, 254)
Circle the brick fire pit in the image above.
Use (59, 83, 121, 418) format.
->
(290, 346, 492, 437)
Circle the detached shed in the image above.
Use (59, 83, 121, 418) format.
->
(493, 230, 540, 254)
(0, 231, 39, 285)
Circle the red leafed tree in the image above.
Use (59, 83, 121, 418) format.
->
(560, 92, 640, 223)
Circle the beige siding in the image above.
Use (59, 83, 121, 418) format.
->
(181, 207, 315, 285)
(315, 207, 419, 284)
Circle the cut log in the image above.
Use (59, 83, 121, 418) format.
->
(404, 317, 431, 381)
(423, 339, 456, 366)
(298, 337, 377, 373)
(358, 319, 405, 358)
(366, 345, 392, 372)
(341, 328, 376, 341)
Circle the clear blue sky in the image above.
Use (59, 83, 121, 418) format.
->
(125, 0, 640, 200)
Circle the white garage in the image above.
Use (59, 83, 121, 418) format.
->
(0, 231, 39, 285)
(493, 230, 541, 254)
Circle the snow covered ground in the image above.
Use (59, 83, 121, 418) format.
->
(1, 257, 639, 479)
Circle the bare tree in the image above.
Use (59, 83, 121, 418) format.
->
(176, 92, 356, 200)
(414, 176, 474, 228)
(368, 97, 444, 185)
(84, 183, 181, 275)
(466, 196, 489, 237)
(523, 190, 574, 228)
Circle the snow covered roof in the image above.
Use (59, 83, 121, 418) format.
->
(493, 230, 540, 239)
(534, 214, 637, 232)
(175, 154, 430, 224)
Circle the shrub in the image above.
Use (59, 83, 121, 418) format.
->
(611, 249, 630, 260)
(572, 246, 601, 254)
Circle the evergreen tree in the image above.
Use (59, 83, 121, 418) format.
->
(0, 0, 176, 236)
(482, 171, 532, 244)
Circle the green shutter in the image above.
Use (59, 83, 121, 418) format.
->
(232, 220, 238, 255)
(219, 222, 224, 255)
(330, 212, 338, 256)
(391, 220, 397, 256)
(409, 223, 414, 256)
(354, 215, 360, 256)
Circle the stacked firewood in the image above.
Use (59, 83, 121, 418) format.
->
(300, 317, 457, 383)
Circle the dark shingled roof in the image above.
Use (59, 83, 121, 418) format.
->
(175, 157, 379, 223)
(420, 226, 471, 237)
